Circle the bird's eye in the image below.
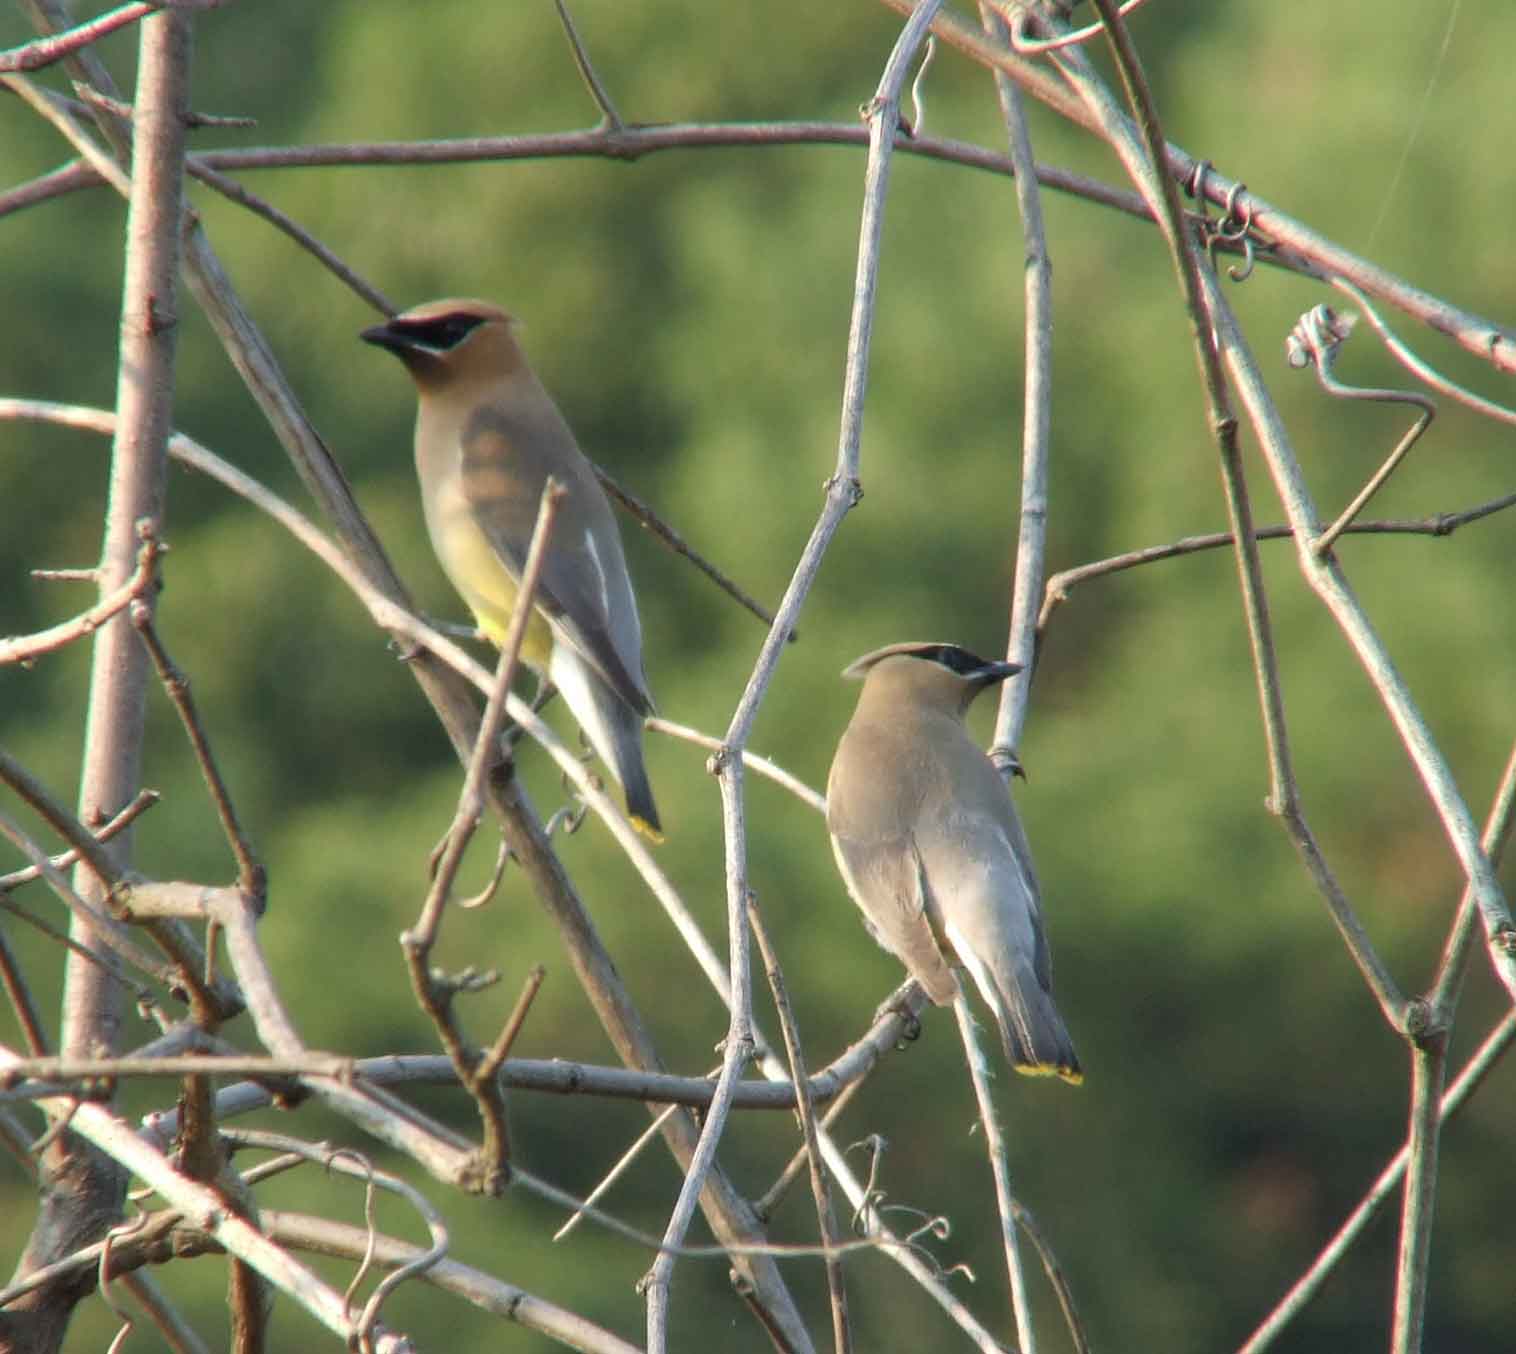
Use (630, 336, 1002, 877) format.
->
(927, 646, 985, 675)
(435, 315, 486, 348)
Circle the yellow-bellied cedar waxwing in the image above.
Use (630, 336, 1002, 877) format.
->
(827, 642, 1080, 1083)
(361, 299, 661, 840)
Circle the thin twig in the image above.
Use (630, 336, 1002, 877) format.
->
(206, 889, 482, 1187)
(0, 886, 150, 1002)
(186, 161, 397, 316)
(1203, 264, 1516, 1002)
(0, 922, 50, 1055)
(0, 1, 152, 73)
(980, 2, 1052, 775)
(130, 580, 264, 896)
(0, 118, 1155, 225)
(1072, 0, 1410, 1028)
(552, 1101, 683, 1243)
(1237, 1011, 1516, 1353)
(264, 1210, 644, 1354)
(1286, 303, 1437, 557)
(1330, 276, 1516, 428)
(594, 468, 789, 637)
(646, 717, 825, 812)
(71, 82, 257, 129)
(749, 896, 852, 1354)
(1007, 1199, 1091, 1354)
(754, 1077, 867, 1222)
(954, 997, 1037, 1354)
(119, 1270, 212, 1354)
(1007, 0, 1155, 54)
(0, 1050, 417, 1352)
(1391, 1029, 1445, 1354)
(1429, 739, 1516, 1021)
(0, 747, 235, 1017)
(0, 525, 162, 666)
(0, 159, 96, 216)
(875, 0, 1516, 375)
(225, 1129, 450, 1350)
(403, 479, 565, 1185)
(553, 0, 622, 129)
(0, 795, 209, 1003)
(644, 9, 945, 1352)
(1035, 498, 1516, 632)
(474, 964, 547, 1090)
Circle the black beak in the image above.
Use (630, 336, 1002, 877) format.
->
(973, 660, 1022, 686)
(359, 321, 411, 355)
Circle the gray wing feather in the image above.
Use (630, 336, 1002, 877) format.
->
(461, 406, 652, 716)
(827, 817, 959, 1006)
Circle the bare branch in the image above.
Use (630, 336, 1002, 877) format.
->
(473, 965, 547, 1089)
(595, 469, 788, 636)
(1391, 1027, 1445, 1354)
(129, 592, 264, 897)
(1238, 1011, 1516, 1353)
(0, 1052, 419, 1351)
(186, 161, 397, 316)
(1036, 500, 1516, 633)
(553, 0, 623, 130)
(402, 480, 567, 1185)
(226, 1130, 448, 1350)
(1203, 264, 1516, 1002)
(1430, 739, 1516, 1020)
(749, 897, 852, 1354)
(264, 1209, 643, 1354)
(954, 997, 1038, 1353)
(0, 923, 50, 1056)
(878, 0, 1516, 374)
(1285, 304, 1437, 557)
(980, 2, 1053, 775)
(0, 525, 162, 667)
(0, 2, 153, 74)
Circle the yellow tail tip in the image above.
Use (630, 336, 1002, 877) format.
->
(631, 815, 665, 845)
(1014, 1062, 1084, 1086)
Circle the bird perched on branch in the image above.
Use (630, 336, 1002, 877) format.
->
(827, 642, 1080, 1082)
(362, 298, 661, 840)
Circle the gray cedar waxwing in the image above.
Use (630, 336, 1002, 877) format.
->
(827, 642, 1080, 1082)
(361, 299, 661, 840)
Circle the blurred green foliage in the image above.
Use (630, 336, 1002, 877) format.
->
(2, 2, 1514, 1351)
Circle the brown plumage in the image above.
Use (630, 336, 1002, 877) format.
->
(827, 642, 1080, 1082)
(362, 299, 661, 838)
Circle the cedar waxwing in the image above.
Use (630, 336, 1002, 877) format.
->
(827, 642, 1080, 1083)
(361, 299, 661, 840)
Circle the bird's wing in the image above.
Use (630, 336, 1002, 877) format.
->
(460, 409, 652, 716)
(923, 806, 1051, 992)
(827, 822, 960, 1007)
(920, 804, 1076, 1073)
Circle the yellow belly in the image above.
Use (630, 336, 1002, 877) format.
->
(428, 494, 555, 665)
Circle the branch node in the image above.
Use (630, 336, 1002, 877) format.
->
(825, 472, 863, 507)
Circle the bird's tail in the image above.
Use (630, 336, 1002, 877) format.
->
(996, 983, 1082, 1084)
(551, 648, 662, 841)
(967, 951, 1082, 1085)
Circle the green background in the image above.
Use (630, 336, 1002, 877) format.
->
(2, 2, 1513, 1350)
